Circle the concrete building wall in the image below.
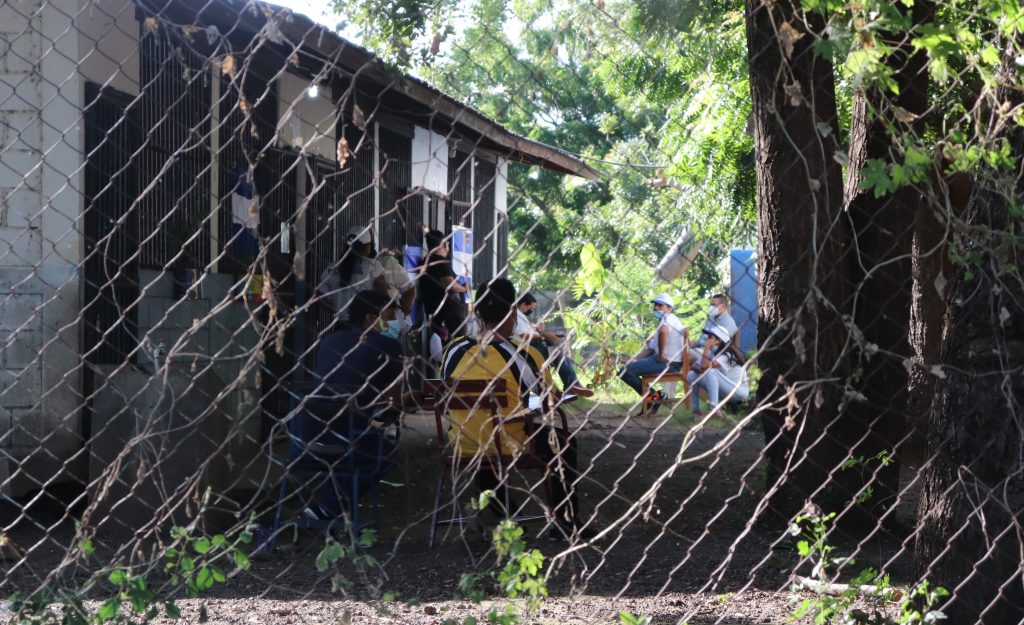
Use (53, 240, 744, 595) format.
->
(77, 0, 140, 96)
(0, 0, 84, 489)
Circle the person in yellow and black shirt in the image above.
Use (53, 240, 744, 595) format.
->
(440, 278, 590, 541)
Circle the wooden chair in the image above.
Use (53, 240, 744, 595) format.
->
(421, 378, 569, 547)
(640, 350, 691, 417)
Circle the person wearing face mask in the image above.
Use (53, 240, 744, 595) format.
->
(619, 293, 687, 407)
(688, 293, 738, 369)
(513, 293, 593, 397)
(686, 323, 748, 416)
(315, 290, 406, 416)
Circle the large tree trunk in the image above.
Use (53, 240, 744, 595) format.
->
(745, 0, 856, 522)
(914, 54, 1024, 624)
(904, 171, 971, 463)
(840, 0, 932, 523)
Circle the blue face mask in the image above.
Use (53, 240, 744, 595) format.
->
(381, 319, 402, 339)
(652, 310, 665, 321)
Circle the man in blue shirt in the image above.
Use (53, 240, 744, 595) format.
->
(303, 290, 405, 519)
(315, 290, 404, 416)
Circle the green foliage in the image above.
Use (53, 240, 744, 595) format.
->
(788, 507, 948, 624)
(618, 611, 653, 625)
(840, 451, 895, 507)
(491, 521, 547, 610)
(7, 525, 253, 624)
(445, 492, 548, 625)
(314, 529, 386, 597)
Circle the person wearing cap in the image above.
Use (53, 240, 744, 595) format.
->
(619, 293, 687, 405)
(316, 224, 388, 324)
(688, 293, 739, 369)
(686, 323, 749, 416)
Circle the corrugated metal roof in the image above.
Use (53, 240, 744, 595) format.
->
(137, 0, 602, 180)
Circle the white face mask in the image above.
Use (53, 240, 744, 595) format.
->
(708, 305, 720, 318)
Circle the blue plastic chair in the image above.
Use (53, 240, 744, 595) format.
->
(270, 383, 395, 547)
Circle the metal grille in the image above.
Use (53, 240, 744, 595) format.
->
(82, 82, 140, 366)
(137, 21, 211, 268)
(377, 125, 414, 249)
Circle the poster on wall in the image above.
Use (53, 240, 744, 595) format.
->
(451, 226, 473, 301)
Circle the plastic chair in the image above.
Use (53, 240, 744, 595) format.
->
(270, 382, 394, 548)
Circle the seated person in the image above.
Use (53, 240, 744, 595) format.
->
(686, 324, 749, 416)
(513, 293, 592, 397)
(418, 229, 469, 342)
(305, 290, 406, 519)
(688, 293, 739, 369)
(316, 226, 388, 327)
(315, 290, 405, 418)
(619, 293, 687, 410)
(441, 278, 590, 539)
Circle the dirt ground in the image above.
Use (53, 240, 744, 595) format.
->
(1, 404, 921, 624)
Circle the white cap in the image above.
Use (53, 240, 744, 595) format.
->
(704, 324, 731, 343)
(346, 225, 373, 245)
(650, 293, 674, 308)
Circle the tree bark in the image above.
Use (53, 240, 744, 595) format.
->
(745, 0, 856, 522)
(839, 0, 932, 523)
(914, 53, 1024, 624)
(904, 169, 972, 462)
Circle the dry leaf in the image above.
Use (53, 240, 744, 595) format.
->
(265, 20, 284, 44)
(239, 95, 250, 114)
(143, 16, 158, 32)
(891, 105, 917, 123)
(288, 52, 300, 66)
(784, 80, 804, 106)
(597, 0, 605, 9)
(429, 31, 442, 56)
(779, 21, 804, 59)
(337, 136, 350, 167)
(352, 104, 366, 130)
(221, 55, 236, 78)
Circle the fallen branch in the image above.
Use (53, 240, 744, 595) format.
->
(791, 575, 904, 602)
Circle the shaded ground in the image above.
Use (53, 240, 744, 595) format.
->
(1, 403, 922, 624)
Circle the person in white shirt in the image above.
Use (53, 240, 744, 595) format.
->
(513, 293, 592, 396)
(619, 293, 687, 407)
(316, 225, 388, 325)
(687, 323, 749, 415)
(688, 293, 739, 369)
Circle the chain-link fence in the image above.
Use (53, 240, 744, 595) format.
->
(0, 0, 1021, 623)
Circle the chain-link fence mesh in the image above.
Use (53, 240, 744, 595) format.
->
(0, 0, 1021, 623)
